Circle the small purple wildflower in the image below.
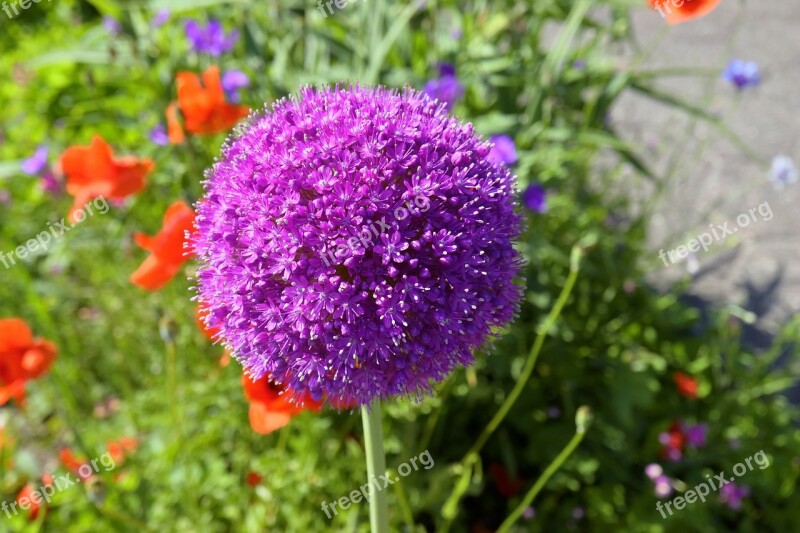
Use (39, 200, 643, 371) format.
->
(0, 190, 9, 205)
(184, 19, 239, 56)
(645, 463, 663, 480)
(422, 63, 464, 111)
(522, 507, 535, 520)
(103, 16, 122, 35)
(545, 406, 561, 418)
(151, 9, 170, 28)
(488, 135, 518, 166)
(222, 70, 250, 103)
(654, 475, 673, 498)
(194, 86, 524, 406)
(684, 423, 708, 448)
(722, 60, 761, 90)
(149, 125, 169, 146)
(572, 59, 586, 70)
(720, 482, 750, 509)
(522, 183, 547, 213)
(769, 155, 798, 189)
(21, 145, 48, 175)
(40, 170, 62, 195)
(571, 507, 585, 520)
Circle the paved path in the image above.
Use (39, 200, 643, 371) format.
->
(614, 0, 800, 333)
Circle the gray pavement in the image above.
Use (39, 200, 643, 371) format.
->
(613, 0, 800, 332)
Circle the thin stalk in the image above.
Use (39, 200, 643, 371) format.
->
(496, 406, 591, 533)
(361, 401, 389, 533)
(462, 246, 582, 462)
(439, 246, 583, 533)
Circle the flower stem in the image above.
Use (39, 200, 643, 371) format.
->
(361, 401, 389, 533)
(496, 406, 592, 533)
(464, 245, 582, 461)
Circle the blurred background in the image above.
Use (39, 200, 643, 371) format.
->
(0, 0, 798, 531)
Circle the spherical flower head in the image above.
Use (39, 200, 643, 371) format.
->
(194, 85, 524, 406)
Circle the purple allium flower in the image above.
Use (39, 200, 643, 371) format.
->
(193, 86, 524, 406)
(222, 70, 250, 103)
(522, 183, 547, 213)
(21, 145, 48, 175)
(103, 16, 122, 35)
(722, 60, 760, 90)
(422, 63, 464, 111)
(488, 135, 518, 166)
(720, 482, 750, 509)
(151, 9, 170, 28)
(184, 19, 239, 56)
(645, 463, 663, 480)
(40, 170, 62, 195)
(684, 423, 708, 448)
(769, 154, 798, 189)
(522, 507, 535, 520)
(654, 475, 673, 498)
(149, 124, 169, 146)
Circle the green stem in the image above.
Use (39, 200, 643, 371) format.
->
(463, 246, 582, 462)
(496, 407, 591, 533)
(439, 246, 583, 533)
(361, 401, 389, 533)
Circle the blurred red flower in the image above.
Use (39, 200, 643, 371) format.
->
(107, 437, 138, 464)
(60, 135, 153, 223)
(489, 463, 525, 498)
(0, 318, 57, 406)
(242, 374, 321, 435)
(659, 421, 685, 461)
(648, 0, 720, 25)
(673, 371, 698, 398)
(130, 201, 196, 291)
(16, 476, 53, 521)
(246, 471, 263, 487)
(59, 448, 89, 478)
(166, 66, 249, 143)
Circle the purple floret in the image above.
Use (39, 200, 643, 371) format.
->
(193, 86, 524, 406)
(184, 19, 238, 56)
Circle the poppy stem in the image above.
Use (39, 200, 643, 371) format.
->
(361, 400, 389, 533)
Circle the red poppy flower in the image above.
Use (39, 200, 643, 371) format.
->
(107, 437, 138, 464)
(659, 420, 686, 461)
(59, 448, 89, 477)
(488, 463, 525, 498)
(60, 136, 153, 223)
(673, 371, 698, 399)
(166, 66, 250, 143)
(246, 471, 263, 487)
(0, 318, 57, 406)
(242, 374, 321, 435)
(649, 0, 721, 25)
(130, 201, 196, 291)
